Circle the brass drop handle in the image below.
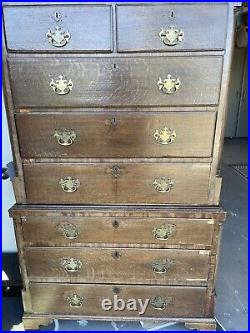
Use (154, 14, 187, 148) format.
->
(157, 74, 181, 94)
(154, 127, 176, 145)
(151, 258, 174, 274)
(152, 224, 176, 241)
(57, 223, 79, 239)
(159, 26, 184, 46)
(54, 129, 76, 146)
(151, 296, 172, 311)
(61, 257, 82, 272)
(153, 177, 175, 193)
(50, 75, 73, 95)
(67, 293, 84, 307)
(47, 25, 71, 47)
(59, 176, 80, 193)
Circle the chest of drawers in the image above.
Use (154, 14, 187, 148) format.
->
(3, 2, 234, 330)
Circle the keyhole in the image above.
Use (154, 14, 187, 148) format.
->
(110, 116, 118, 127)
(112, 250, 121, 259)
(54, 11, 62, 22)
(112, 220, 119, 229)
(169, 10, 175, 20)
(112, 63, 118, 71)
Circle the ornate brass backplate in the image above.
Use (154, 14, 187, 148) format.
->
(151, 296, 172, 310)
(57, 223, 79, 239)
(159, 26, 184, 46)
(67, 293, 84, 307)
(54, 128, 76, 146)
(46, 25, 71, 47)
(59, 176, 80, 193)
(154, 127, 176, 145)
(61, 257, 82, 272)
(157, 74, 181, 94)
(151, 258, 174, 274)
(153, 177, 175, 193)
(50, 75, 73, 95)
(152, 224, 176, 240)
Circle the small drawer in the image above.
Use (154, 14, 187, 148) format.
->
(9, 56, 222, 108)
(25, 247, 210, 285)
(29, 283, 207, 318)
(16, 112, 216, 159)
(117, 3, 228, 52)
(3, 4, 112, 52)
(23, 162, 211, 205)
(22, 216, 215, 249)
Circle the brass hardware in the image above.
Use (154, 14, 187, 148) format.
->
(59, 176, 80, 193)
(157, 75, 181, 94)
(50, 75, 73, 95)
(151, 258, 174, 274)
(57, 223, 79, 239)
(54, 128, 76, 146)
(152, 224, 176, 240)
(112, 250, 121, 259)
(154, 127, 176, 145)
(61, 257, 82, 272)
(47, 26, 70, 47)
(153, 177, 175, 193)
(111, 165, 121, 178)
(159, 26, 184, 46)
(151, 296, 172, 310)
(67, 293, 84, 307)
(112, 220, 119, 229)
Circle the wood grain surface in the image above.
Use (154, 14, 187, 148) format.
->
(16, 112, 216, 158)
(8, 56, 223, 108)
(116, 3, 228, 52)
(3, 5, 112, 52)
(29, 282, 207, 318)
(21, 216, 215, 249)
(23, 162, 211, 205)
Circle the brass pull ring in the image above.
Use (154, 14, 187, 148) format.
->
(59, 176, 80, 193)
(54, 129, 76, 146)
(159, 26, 184, 46)
(47, 25, 71, 47)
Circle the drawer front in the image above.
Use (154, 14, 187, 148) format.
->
(23, 162, 210, 205)
(29, 283, 207, 318)
(3, 5, 112, 52)
(16, 112, 216, 158)
(22, 216, 215, 249)
(9, 56, 222, 108)
(117, 4, 228, 52)
(25, 248, 210, 285)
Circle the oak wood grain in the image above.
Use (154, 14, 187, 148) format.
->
(16, 112, 216, 158)
(29, 283, 207, 318)
(21, 216, 215, 249)
(3, 5, 112, 52)
(8, 56, 223, 108)
(23, 162, 211, 205)
(116, 4, 228, 52)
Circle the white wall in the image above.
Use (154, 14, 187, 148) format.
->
(2, 96, 17, 252)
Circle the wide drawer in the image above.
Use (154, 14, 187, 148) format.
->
(117, 4, 228, 52)
(23, 162, 210, 205)
(3, 5, 112, 52)
(22, 216, 215, 249)
(29, 283, 207, 318)
(16, 112, 216, 158)
(25, 247, 210, 285)
(9, 56, 222, 108)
